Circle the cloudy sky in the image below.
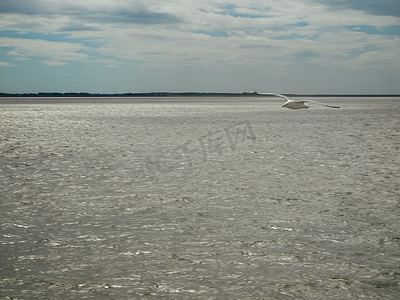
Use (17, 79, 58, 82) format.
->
(0, 0, 399, 94)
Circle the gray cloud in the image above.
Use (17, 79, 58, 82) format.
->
(85, 11, 181, 25)
(1, 0, 399, 94)
(318, 0, 400, 17)
(0, 0, 181, 25)
(0, 0, 43, 14)
(60, 24, 98, 32)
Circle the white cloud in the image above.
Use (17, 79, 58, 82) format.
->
(0, 37, 89, 64)
(80, 1, 400, 69)
(43, 60, 68, 66)
(0, 0, 399, 93)
(1, 0, 399, 69)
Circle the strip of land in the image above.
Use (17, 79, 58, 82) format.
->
(0, 92, 399, 97)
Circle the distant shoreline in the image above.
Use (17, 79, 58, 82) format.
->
(0, 92, 399, 98)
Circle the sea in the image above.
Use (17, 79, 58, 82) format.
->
(1, 96, 399, 299)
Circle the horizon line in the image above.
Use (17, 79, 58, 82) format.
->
(1, 92, 400, 97)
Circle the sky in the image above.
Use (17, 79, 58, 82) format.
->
(0, 0, 399, 94)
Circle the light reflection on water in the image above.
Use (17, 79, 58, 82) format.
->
(1, 97, 399, 299)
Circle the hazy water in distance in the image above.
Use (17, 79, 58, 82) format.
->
(1, 97, 399, 299)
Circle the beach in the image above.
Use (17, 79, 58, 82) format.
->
(1, 96, 399, 299)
